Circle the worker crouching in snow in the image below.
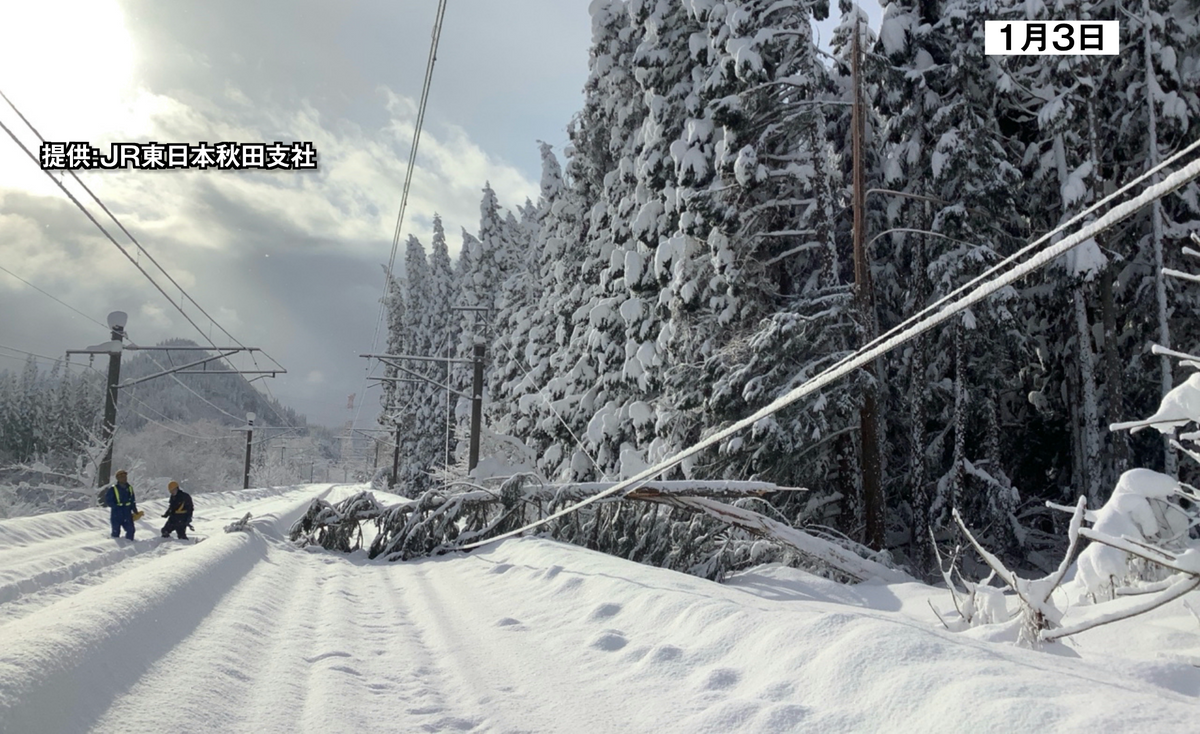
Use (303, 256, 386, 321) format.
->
(161, 481, 194, 539)
(103, 469, 139, 540)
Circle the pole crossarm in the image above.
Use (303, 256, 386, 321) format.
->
(128, 345, 262, 352)
(361, 354, 471, 398)
(117, 350, 241, 388)
(176, 370, 283, 376)
(368, 377, 427, 385)
(369, 372, 470, 398)
(66, 343, 123, 355)
(360, 352, 474, 364)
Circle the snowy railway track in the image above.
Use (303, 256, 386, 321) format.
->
(0, 484, 350, 733)
(3, 484, 1200, 733)
(0, 485, 340, 624)
(400, 556, 634, 732)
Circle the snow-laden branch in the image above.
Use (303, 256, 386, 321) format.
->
(640, 495, 909, 583)
(1041, 575, 1200, 642)
(953, 497, 1087, 644)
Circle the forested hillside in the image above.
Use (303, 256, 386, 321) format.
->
(379, 0, 1200, 576)
(117, 339, 304, 432)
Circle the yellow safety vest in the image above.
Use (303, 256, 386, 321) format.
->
(112, 484, 133, 507)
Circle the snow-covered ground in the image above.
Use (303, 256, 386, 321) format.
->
(1, 484, 1198, 733)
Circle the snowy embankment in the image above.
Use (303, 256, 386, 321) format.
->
(0, 485, 1198, 733)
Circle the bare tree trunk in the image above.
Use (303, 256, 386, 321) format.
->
(1100, 266, 1129, 480)
(910, 235, 931, 575)
(951, 319, 967, 516)
(1073, 285, 1101, 507)
(1143, 0, 1175, 475)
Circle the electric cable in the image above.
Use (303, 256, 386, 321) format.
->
(357, 0, 450, 433)
(459, 147, 1200, 551)
(0, 90, 287, 374)
(0, 264, 108, 329)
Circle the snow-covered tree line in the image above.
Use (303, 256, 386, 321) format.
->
(0, 342, 332, 518)
(0, 356, 101, 467)
(381, 0, 1200, 575)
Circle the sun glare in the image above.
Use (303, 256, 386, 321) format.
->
(0, 0, 138, 191)
(0, 0, 135, 120)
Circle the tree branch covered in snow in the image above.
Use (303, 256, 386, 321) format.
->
(287, 476, 906, 583)
(952, 498, 1087, 646)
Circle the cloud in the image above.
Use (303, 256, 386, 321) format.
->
(138, 303, 172, 330)
(0, 0, 591, 426)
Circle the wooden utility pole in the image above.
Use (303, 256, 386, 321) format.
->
(852, 20, 885, 550)
(96, 312, 127, 487)
(391, 420, 402, 489)
(241, 412, 255, 489)
(468, 340, 485, 473)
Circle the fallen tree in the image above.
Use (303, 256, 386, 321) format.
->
(288, 476, 909, 583)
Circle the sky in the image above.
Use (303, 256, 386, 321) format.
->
(0, 0, 881, 429)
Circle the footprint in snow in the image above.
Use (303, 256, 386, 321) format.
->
(588, 602, 622, 621)
(700, 667, 742, 690)
(761, 681, 795, 701)
(623, 645, 650, 662)
(650, 645, 683, 662)
(408, 704, 443, 715)
(761, 703, 810, 729)
(495, 617, 524, 630)
(427, 716, 480, 731)
(590, 630, 628, 651)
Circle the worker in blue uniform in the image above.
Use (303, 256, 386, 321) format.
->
(103, 469, 139, 540)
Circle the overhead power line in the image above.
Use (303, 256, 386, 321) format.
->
(128, 346, 247, 424)
(460, 143, 1200, 551)
(0, 88, 296, 430)
(0, 264, 108, 329)
(0, 89, 287, 378)
(0, 343, 99, 373)
(358, 0, 450, 431)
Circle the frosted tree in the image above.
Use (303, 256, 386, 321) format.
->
(875, 0, 1027, 569)
(450, 185, 523, 470)
(489, 144, 562, 444)
(1113, 0, 1200, 476)
(427, 214, 458, 470)
(389, 235, 444, 494)
(532, 0, 650, 481)
(528, 142, 600, 479)
(378, 269, 407, 443)
(576, 0, 702, 479)
(654, 0, 868, 540)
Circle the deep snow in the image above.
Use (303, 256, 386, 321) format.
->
(0, 483, 1198, 733)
